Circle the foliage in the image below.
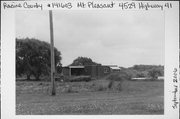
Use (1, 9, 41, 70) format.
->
(107, 80, 114, 89)
(131, 65, 163, 71)
(148, 68, 162, 80)
(16, 38, 62, 80)
(136, 72, 146, 78)
(66, 85, 78, 93)
(70, 56, 100, 66)
(116, 82, 122, 91)
(69, 76, 91, 82)
(94, 85, 106, 91)
(106, 72, 131, 81)
(122, 65, 164, 79)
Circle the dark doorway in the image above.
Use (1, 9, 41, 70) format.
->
(71, 68, 85, 76)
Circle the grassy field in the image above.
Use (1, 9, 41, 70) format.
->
(16, 80, 164, 115)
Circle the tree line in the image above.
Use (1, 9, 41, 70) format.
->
(16, 38, 164, 81)
(122, 65, 164, 80)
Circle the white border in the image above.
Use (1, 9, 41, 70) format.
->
(1, 1, 179, 119)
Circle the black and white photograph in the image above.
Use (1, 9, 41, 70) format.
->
(1, 0, 179, 118)
(15, 10, 165, 115)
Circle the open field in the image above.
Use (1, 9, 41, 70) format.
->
(16, 80, 164, 115)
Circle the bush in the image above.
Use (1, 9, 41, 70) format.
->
(70, 76, 91, 82)
(106, 72, 130, 81)
(116, 82, 122, 91)
(96, 85, 107, 91)
(91, 79, 123, 92)
(148, 68, 162, 80)
(65, 85, 78, 93)
(66, 86, 73, 93)
(107, 80, 114, 89)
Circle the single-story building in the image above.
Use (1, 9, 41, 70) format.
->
(62, 65, 111, 78)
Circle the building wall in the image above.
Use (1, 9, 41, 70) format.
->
(62, 65, 111, 78)
(71, 68, 85, 76)
(84, 65, 97, 77)
(85, 65, 111, 78)
(98, 66, 111, 77)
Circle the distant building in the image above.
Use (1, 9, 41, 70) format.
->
(131, 77, 150, 80)
(109, 65, 121, 72)
(157, 76, 164, 80)
(131, 76, 164, 80)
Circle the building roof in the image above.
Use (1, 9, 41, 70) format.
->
(110, 66, 121, 70)
(103, 65, 118, 67)
(131, 77, 150, 80)
(69, 66, 85, 68)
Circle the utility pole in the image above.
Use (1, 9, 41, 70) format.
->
(49, 10, 56, 96)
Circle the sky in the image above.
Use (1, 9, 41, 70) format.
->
(16, 10, 164, 67)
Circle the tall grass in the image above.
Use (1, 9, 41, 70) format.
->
(107, 80, 114, 89)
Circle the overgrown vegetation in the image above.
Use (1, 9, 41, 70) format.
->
(120, 65, 164, 79)
(106, 72, 131, 81)
(69, 76, 92, 82)
(107, 80, 114, 89)
(16, 80, 164, 114)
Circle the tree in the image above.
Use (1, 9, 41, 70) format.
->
(128, 65, 164, 78)
(136, 72, 146, 78)
(16, 38, 62, 80)
(148, 68, 162, 80)
(70, 56, 100, 66)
